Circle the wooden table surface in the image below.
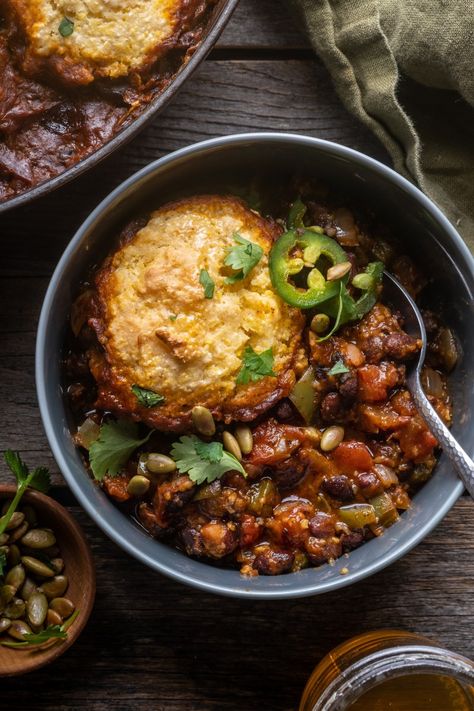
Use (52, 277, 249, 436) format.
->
(1, 1, 473, 708)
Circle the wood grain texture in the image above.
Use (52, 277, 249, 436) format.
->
(0, 0, 471, 706)
(0, 499, 473, 709)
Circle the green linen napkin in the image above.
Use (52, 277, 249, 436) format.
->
(288, 0, 474, 248)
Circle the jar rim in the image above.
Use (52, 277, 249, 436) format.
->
(312, 644, 474, 711)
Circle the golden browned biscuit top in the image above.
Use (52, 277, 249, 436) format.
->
(88, 195, 304, 431)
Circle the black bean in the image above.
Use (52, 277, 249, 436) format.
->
(320, 392, 344, 423)
(322, 475, 354, 501)
(308, 512, 337, 538)
(253, 548, 294, 576)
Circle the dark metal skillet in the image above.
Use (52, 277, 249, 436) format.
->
(384, 271, 474, 498)
(0, 0, 239, 215)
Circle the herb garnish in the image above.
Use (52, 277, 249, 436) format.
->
(224, 233, 263, 284)
(236, 346, 276, 385)
(1, 610, 79, 648)
(287, 197, 307, 229)
(0, 451, 50, 537)
(199, 269, 215, 299)
(131, 385, 165, 409)
(89, 421, 151, 481)
(171, 435, 245, 485)
(58, 17, 74, 37)
(328, 360, 350, 376)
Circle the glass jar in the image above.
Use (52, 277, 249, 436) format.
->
(300, 629, 474, 711)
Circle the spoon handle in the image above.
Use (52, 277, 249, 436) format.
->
(411, 374, 474, 499)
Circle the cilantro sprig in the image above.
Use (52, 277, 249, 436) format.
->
(171, 435, 246, 485)
(1, 610, 79, 648)
(89, 421, 151, 481)
(225, 233, 263, 284)
(199, 269, 215, 299)
(131, 385, 165, 409)
(328, 360, 350, 376)
(236, 346, 276, 385)
(316, 261, 384, 342)
(0, 451, 50, 537)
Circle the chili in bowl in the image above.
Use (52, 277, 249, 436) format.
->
(36, 133, 474, 598)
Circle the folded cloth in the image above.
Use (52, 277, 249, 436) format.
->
(288, 0, 474, 248)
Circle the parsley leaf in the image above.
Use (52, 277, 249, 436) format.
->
(199, 269, 215, 299)
(0, 550, 6, 577)
(131, 385, 165, 409)
(328, 360, 350, 376)
(171, 435, 245, 485)
(0, 452, 51, 536)
(224, 233, 263, 284)
(287, 197, 307, 229)
(58, 17, 74, 37)
(89, 421, 152, 481)
(236, 347, 276, 385)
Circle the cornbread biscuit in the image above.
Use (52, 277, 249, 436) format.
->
(87, 196, 305, 431)
(6, 0, 197, 85)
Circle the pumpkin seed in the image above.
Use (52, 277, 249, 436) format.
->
(326, 261, 352, 281)
(222, 431, 242, 461)
(126, 475, 150, 497)
(310, 313, 330, 334)
(234, 425, 253, 455)
(50, 597, 75, 618)
(21, 528, 56, 549)
(0, 617, 11, 634)
(320, 425, 345, 452)
(8, 521, 29, 543)
(191, 406, 216, 436)
(50, 558, 64, 574)
(5, 564, 25, 592)
(0, 533, 8, 545)
(7, 544, 21, 567)
(1, 585, 16, 605)
(47, 608, 63, 626)
(4, 598, 25, 620)
(146, 453, 177, 475)
(39, 575, 68, 600)
(20, 577, 37, 601)
(27, 592, 48, 627)
(1, 511, 25, 531)
(21, 556, 55, 578)
(7, 619, 32, 640)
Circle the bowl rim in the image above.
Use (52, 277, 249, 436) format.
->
(0, 0, 239, 215)
(0, 485, 96, 675)
(36, 132, 472, 598)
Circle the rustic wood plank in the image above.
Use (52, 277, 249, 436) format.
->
(0, 59, 388, 278)
(0, 499, 472, 709)
(217, 0, 309, 50)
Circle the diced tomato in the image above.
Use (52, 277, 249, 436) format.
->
(239, 514, 263, 547)
(103, 474, 131, 502)
(247, 419, 307, 465)
(357, 403, 410, 433)
(396, 418, 438, 462)
(357, 363, 399, 402)
(332, 440, 373, 473)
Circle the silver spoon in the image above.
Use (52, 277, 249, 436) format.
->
(383, 271, 474, 498)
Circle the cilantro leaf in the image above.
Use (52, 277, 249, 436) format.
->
(328, 360, 350, 376)
(287, 197, 307, 229)
(199, 269, 215, 299)
(171, 435, 245, 485)
(4, 450, 29, 485)
(131, 385, 165, 409)
(236, 347, 276, 385)
(58, 17, 74, 37)
(224, 233, 263, 284)
(89, 420, 152, 481)
(0, 452, 51, 536)
(0, 609, 79, 648)
(0, 550, 6, 577)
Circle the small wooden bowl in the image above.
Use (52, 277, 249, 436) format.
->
(0, 485, 95, 676)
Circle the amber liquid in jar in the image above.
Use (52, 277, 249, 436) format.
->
(347, 673, 474, 710)
(300, 630, 474, 711)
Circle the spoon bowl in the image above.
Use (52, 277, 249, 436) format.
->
(383, 271, 474, 498)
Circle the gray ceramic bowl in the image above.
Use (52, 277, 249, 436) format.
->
(36, 133, 474, 599)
